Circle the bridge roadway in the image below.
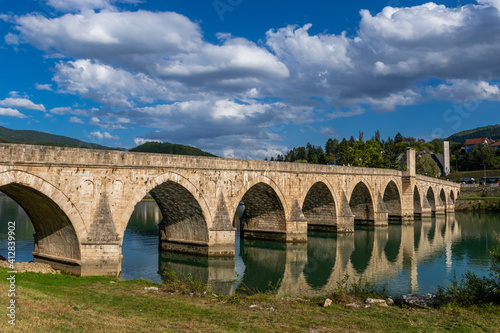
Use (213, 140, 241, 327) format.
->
(0, 144, 460, 276)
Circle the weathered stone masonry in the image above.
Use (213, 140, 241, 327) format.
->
(0, 144, 460, 276)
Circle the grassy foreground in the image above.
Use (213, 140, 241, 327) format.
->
(1, 268, 500, 332)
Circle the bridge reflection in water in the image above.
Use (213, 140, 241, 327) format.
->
(160, 215, 460, 296)
(151, 206, 469, 296)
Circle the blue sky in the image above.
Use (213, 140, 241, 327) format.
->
(0, 0, 498, 158)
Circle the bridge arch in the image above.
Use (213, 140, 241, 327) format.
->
(229, 175, 288, 223)
(238, 181, 287, 234)
(0, 170, 83, 261)
(349, 180, 375, 222)
(426, 186, 436, 212)
(382, 180, 402, 218)
(302, 181, 338, 229)
(121, 172, 211, 244)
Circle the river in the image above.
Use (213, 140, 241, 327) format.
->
(1, 196, 499, 296)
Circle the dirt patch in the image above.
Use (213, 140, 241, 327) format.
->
(0, 260, 60, 274)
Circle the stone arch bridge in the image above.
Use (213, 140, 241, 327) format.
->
(0, 144, 459, 276)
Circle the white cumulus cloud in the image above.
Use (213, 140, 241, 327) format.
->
(0, 97, 45, 111)
(35, 83, 53, 91)
(430, 80, 500, 101)
(5, 1, 500, 158)
(69, 116, 84, 124)
(133, 138, 161, 146)
(90, 131, 119, 140)
(44, 0, 143, 13)
(0, 108, 27, 118)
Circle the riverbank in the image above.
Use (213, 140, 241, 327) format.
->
(455, 186, 500, 211)
(1, 268, 499, 332)
(456, 197, 500, 212)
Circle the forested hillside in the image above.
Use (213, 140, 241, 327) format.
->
(447, 124, 500, 144)
(0, 126, 111, 150)
(130, 141, 216, 157)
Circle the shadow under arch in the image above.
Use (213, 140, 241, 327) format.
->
(383, 180, 402, 219)
(302, 181, 337, 231)
(0, 174, 83, 269)
(426, 187, 436, 213)
(413, 185, 422, 215)
(440, 188, 446, 209)
(239, 182, 287, 237)
(152, 181, 209, 244)
(228, 175, 289, 227)
(450, 190, 455, 204)
(349, 181, 375, 223)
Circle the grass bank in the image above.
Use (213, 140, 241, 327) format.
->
(1, 268, 500, 332)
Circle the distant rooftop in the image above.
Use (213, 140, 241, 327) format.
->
(492, 141, 500, 147)
(464, 138, 494, 146)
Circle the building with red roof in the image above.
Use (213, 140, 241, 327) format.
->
(464, 138, 494, 153)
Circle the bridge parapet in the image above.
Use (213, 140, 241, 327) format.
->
(0, 143, 403, 177)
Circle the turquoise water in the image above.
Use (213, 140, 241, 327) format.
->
(1, 196, 499, 296)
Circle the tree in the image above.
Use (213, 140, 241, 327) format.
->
(467, 145, 499, 170)
(349, 136, 356, 146)
(374, 130, 381, 145)
(394, 132, 403, 144)
(361, 140, 384, 168)
(382, 136, 400, 169)
(416, 153, 441, 177)
(429, 139, 443, 154)
(318, 151, 327, 164)
(358, 131, 364, 142)
(325, 138, 339, 156)
(338, 138, 352, 165)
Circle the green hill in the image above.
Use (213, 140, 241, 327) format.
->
(0, 126, 112, 150)
(0, 126, 215, 157)
(130, 141, 216, 157)
(447, 124, 500, 144)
